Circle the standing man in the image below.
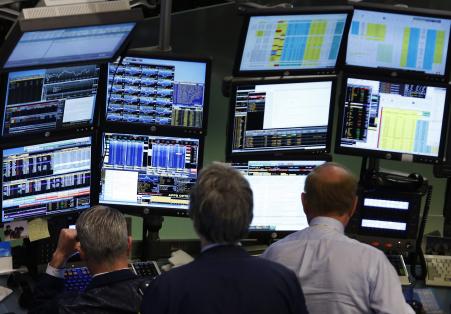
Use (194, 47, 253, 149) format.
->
(262, 162, 414, 314)
(141, 163, 308, 314)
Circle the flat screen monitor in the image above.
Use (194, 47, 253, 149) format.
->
(227, 78, 335, 158)
(235, 7, 352, 76)
(346, 6, 451, 78)
(233, 160, 326, 234)
(2, 64, 100, 137)
(2, 136, 92, 222)
(99, 132, 201, 216)
(336, 76, 449, 163)
(0, 9, 142, 70)
(106, 54, 210, 134)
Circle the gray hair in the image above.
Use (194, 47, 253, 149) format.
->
(76, 205, 128, 265)
(189, 163, 253, 244)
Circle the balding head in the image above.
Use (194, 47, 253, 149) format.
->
(303, 162, 358, 219)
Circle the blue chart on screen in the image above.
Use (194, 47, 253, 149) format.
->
(346, 10, 451, 75)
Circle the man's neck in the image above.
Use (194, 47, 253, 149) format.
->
(87, 258, 129, 276)
(309, 214, 348, 227)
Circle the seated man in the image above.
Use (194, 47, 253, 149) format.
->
(31, 205, 146, 314)
(141, 163, 308, 314)
(262, 162, 414, 314)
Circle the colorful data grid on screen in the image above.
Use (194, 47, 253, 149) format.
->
(107, 57, 207, 129)
(2, 65, 99, 136)
(339, 78, 447, 157)
(233, 160, 325, 231)
(239, 14, 348, 71)
(4, 23, 135, 69)
(2, 137, 92, 222)
(99, 133, 199, 210)
(232, 81, 332, 154)
(347, 10, 451, 75)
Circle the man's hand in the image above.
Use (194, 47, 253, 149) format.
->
(49, 228, 79, 269)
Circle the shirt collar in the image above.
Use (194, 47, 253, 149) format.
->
(201, 242, 241, 253)
(309, 216, 345, 234)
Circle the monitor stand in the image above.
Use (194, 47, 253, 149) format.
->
(141, 213, 164, 260)
(444, 179, 451, 237)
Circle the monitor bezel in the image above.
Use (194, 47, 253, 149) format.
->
(334, 73, 450, 164)
(344, 3, 451, 82)
(236, 156, 332, 241)
(0, 63, 106, 141)
(0, 9, 143, 72)
(100, 50, 212, 137)
(97, 130, 205, 218)
(226, 75, 337, 161)
(233, 6, 353, 77)
(1, 132, 96, 223)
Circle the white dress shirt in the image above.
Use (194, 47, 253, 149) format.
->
(262, 216, 414, 314)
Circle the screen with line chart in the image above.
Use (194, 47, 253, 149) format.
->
(228, 79, 334, 157)
(2, 137, 92, 222)
(106, 56, 208, 130)
(2, 64, 99, 137)
(99, 132, 200, 213)
(337, 77, 448, 162)
(346, 9, 451, 75)
(238, 13, 348, 73)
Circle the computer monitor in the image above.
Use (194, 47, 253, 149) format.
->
(233, 159, 327, 236)
(335, 75, 449, 163)
(346, 4, 451, 80)
(2, 136, 92, 222)
(105, 53, 210, 135)
(227, 77, 336, 159)
(1, 64, 101, 137)
(234, 6, 352, 76)
(98, 132, 201, 216)
(0, 9, 142, 70)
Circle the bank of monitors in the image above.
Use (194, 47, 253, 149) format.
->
(0, 9, 142, 70)
(98, 132, 201, 216)
(105, 53, 210, 135)
(234, 7, 352, 76)
(1, 136, 92, 222)
(346, 4, 451, 80)
(233, 160, 326, 235)
(1, 64, 101, 138)
(336, 76, 449, 163)
(227, 77, 336, 159)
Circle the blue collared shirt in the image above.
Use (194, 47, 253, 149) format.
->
(262, 216, 414, 314)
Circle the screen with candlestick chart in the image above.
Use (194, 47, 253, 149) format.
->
(99, 133, 200, 212)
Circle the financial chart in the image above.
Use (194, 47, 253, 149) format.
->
(347, 10, 451, 75)
(239, 14, 348, 71)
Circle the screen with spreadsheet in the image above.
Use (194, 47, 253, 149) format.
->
(238, 12, 348, 73)
(2, 137, 92, 222)
(2, 64, 99, 137)
(229, 79, 334, 156)
(233, 160, 325, 231)
(106, 56, 208, 130)
(4, 23, 136, 69)
(337, 77, 448, 162)
(99, 133, 200, 212)
(346, 9, 451, 76)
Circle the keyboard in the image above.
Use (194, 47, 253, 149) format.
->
(425, 254, 451, 287)
(386, 254, 410, 286)
(64, 261, 161, 292)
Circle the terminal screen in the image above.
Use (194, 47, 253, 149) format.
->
(4, 23, 135, 69)
(233, 160, 325, 231)
(346, 10, 451, 75)
(107, 56, 207, 129)
(99, 133, 200, 210)
(2, 64, 99, 136)
(2, 137, 91, 222)
(231, 80, 333, 154)
(239, 13, 348, 72)
(338, 78, 447, 158)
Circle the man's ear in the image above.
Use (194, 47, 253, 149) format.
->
(349, 196, 358, 218)
(127, 236, 132, 256)
(301, 192, 309, 216)
(78, 246, 87, 261)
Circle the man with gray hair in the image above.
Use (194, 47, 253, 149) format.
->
(262, 162, 414, 314)
(31, 205, 146, 314)
(141, 163, 308, 314)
